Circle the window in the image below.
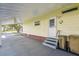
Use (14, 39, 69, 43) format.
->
(49, 19, 55, 27)
(34, 21, 40, 26)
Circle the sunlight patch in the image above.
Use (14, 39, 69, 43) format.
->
(1, 35, 6, 38)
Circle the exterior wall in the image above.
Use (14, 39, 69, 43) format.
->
(23, 4, 79, 37)
(23, 17, 49, 37)
(58, 12, 79, 35)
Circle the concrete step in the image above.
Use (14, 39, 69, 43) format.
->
(43, 37, 58, 49)
(43, 42, 56, 49)
(44, 40, 57, 45)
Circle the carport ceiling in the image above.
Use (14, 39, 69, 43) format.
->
(0, 3, 70, 20)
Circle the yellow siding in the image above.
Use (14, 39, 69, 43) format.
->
(23, 3, 79, 37)
(58, 10, 79, 35)
(23, 18, 49, 37)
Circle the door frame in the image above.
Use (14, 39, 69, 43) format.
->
(48, 17, 57, 38)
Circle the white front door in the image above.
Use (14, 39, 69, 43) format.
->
(48, 17, 57, 38)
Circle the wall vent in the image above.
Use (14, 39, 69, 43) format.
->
(62, 7, 78, 14)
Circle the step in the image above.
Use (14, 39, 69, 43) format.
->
(47, 37, 57, 40)
(45, 42, 56, 46)
(45, 38, 57, 41)
(43, 37, 58, 49)
(44, 40, 57, 45)
(43, 42, 56, 49)
(46, 39, 56, 42)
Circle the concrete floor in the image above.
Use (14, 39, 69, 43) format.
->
(0, 33, 76, 56)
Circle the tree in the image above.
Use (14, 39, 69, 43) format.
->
(13, 24, 22, 33)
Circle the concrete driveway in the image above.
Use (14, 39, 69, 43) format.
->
(0, 33, 76, 56)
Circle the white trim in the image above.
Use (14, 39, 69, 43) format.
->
(48, 16, 57, 38)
